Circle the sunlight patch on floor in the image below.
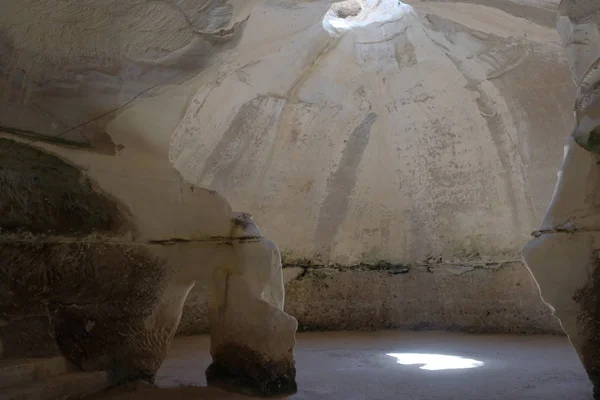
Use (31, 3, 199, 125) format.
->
(386, 353, 484, 370)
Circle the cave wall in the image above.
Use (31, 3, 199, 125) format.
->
(0, 131, 236, 380)
(0, 0, 246, 377)
(179, 260, 562, 335)
(173, 0, 571, 334)
(171, 0, 573, 266)
(0, 0, 572, 337)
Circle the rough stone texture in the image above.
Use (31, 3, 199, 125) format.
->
(0, 316, 60, 358)
(0, 139, 130, 235)
(285, 261, 561, 333)
(2, 0, 593, 396)
(0, 1, 301, 396)
(156, 0, 574, 334)
(1, 0, 580, 339)
(170, 0, 574, 266)
(522, 0, 600, 398)
(178, 261, 562, 335)
(206, 344, 296, 396)
(0, 140, 175, 382)
(1, 79, 295, 400)
(556, 0, 600, 153)
(0, 135, 296, 394)
(573, 251, 600, 396)
(178, 289, 212, 336)
(0, 131, 295, 396)
(206, 213, 297, 396)
(522, 143, 600, 398)
(0, 0, 256, 152)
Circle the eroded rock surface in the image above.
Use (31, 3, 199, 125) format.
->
(1, 0, 577, 339)
(179, 259, 562, 335)
(0, 1, 297, 391)
(522, 0, 600, 397)
(0, 0, 256, 152)
(166, 0, 574, 336)
(170, 0, 574, 267)
(0, 138, 195, 384)
(1, 0, 591, 396)
(0, 136, 297, 393)
(207, 213, 297, 396)
(0, 158, 296, 393)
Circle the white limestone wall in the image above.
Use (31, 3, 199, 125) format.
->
(170, 0, 575, 265)
(0, 0, 571, 266)
(0, 0, 575, 334)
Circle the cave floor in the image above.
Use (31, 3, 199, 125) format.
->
(94, 331, 593, 400)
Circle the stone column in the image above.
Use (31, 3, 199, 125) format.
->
(206, 213, 298, 397)
(523, 0, 600, 397)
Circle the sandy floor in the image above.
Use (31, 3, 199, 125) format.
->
(95, 331, 594, 400)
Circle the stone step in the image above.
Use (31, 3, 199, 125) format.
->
(0, 358, 70, 389)
(2, 371, 109, 400)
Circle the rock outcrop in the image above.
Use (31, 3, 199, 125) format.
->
(0, 0, 297, 396)
(206, 213, 297, 396)
(0, 136, 297, 395)
(522, 0, 600, 397)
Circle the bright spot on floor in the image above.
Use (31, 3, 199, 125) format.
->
(322, 0, 413, 36)
(386, 353, 484, 370)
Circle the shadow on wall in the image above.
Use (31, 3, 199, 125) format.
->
(0, 138, 171, 379)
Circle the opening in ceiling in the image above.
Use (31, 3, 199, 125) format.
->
(323, 0, 413, 36)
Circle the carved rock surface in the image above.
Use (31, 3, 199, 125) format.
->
(0, 0, 256, 151)
(206, 214, 297, 396)
(557, 0, 600, 152)
(523, 0, 600, 397)
(0, 0, 584, 396)
(166, 0, 576, 336)
(0, 0, 299, 393)
(0, 0, 577, 327)
(170, 0, 574, 267)
(0, 139, 182, 383)
(0, 137, 297, 394)
(522, 140, 600, 397)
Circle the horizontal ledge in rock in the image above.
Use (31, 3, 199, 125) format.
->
(0, 236, 264, 245)
(531, 227, 600, 237)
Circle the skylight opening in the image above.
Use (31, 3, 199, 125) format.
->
(322, 0, 413, 36)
